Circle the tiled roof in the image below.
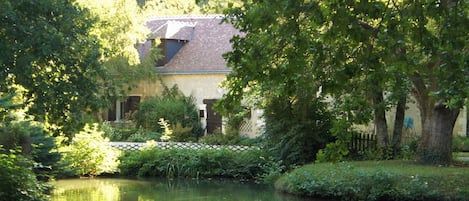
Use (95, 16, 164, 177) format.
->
(144, 15, 239, 74)
(150, 21, 196, 41)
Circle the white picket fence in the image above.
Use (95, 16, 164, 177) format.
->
(109, 141, 258, 152)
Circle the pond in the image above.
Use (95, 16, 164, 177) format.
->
(49, 178, 326, 201)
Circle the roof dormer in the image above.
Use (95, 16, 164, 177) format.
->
(150, 21, 196, 66)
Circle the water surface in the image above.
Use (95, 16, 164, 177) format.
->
(50, 178, 323, 201)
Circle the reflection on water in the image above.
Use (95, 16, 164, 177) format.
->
(50, 178, 320, 201)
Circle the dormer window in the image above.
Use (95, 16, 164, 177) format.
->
(149, 20, 196, 67)
(156, 39, 186, 66)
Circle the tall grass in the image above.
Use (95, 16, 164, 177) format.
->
(119, 148, 270, 180)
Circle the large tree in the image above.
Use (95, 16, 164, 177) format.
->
(76, 0, 157, 94)
(0, 0, 111, 134)
(221, 0, 468, 164)
(402, 0, 468, 163)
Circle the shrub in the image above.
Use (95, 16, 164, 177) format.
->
(199, 129, 238, 145)
(263, 96, 334, 167)
(0, 149, 48, 201)
(0, 120, 60, 181)
(127, 128, 161, 142)
(275, 162, 449, 201)
(101, 122, 125, 141)
(59, 124, 120, 176)
(134, 85, 203, 141)
(101, 123, 161, 142)
(453, 136, 469, 152)
(199, 129, 261, 146)
(171, 122, 195, 142)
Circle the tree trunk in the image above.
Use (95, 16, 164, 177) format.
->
(373, 91, 388, 150)
(419, 104, 460, 165)
(392, 95, 406, 155)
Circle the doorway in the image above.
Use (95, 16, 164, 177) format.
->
(203, 99, 222, 134)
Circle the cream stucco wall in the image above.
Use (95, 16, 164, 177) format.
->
(129, 74, 227, 103)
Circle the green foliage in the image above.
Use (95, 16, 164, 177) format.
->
(316, 119, 353, 163)
(76, 0, 158, 95)
(0, 121, 32, 153)
(13, 121, 61, 180)
(134, 85, 203, 141)
(276, 162, 449, 201)
(101, 122, 127, 141)
(0, 94, 60, 181)
(199, 127, 261, 146)
(119, 148, 267, 180)
(139, 0, 243, 16)
(140, 0, 200, 16)
(0, 0, 112, 135)
(171, 122, 195, 142)
(221, 0, 469, 165)
(127, 129, 162, 142)
(0, 94, 22, 122)
(257, 156, 286, 184)
(263, 96, 334, 167)
(398, 142, 418, 161)
(0, 149, 48, 201)
(453, 136, 469, 152)
(101, 123, 161, 142)
(59, 124, 120, 176)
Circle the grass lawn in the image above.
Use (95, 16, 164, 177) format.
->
(276, 160, 469, 201)
(347, 160, 469, 193)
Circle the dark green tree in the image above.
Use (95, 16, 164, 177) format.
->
(0, 0, 112, 135)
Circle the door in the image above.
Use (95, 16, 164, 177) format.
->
(203, 99, 222, 134)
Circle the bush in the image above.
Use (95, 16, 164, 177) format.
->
(453, 136, 469, 152)
(199, 129, 239, 145)
(199, 130, 261, 146)
(275, 162, 450, 201)
(263, 96, 334, 167)
(0, 149, 48, 201)
(171, 122, 195, 142)
(127, 128, 162, 142)
(134, 85, 203, 141)
(0, 120, 60, 181)
(119, 148, 267, 180)
(101, 123, 161, 142)
(59, 124, 121, 176)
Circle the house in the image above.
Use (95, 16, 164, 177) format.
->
(104, 15, 263, 137)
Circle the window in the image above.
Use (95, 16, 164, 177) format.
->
(155, 39, 186, 66)
(107, 96, 141, 121)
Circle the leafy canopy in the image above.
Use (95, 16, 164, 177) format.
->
(222, 0, 468, 113)
(220, 0, 468, 163)
(76, 0, 158, 94)
(0, 0, 112, 134)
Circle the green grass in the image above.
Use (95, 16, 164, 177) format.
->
(348, 160, 469, 192)
(275, 160, 469, 201)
